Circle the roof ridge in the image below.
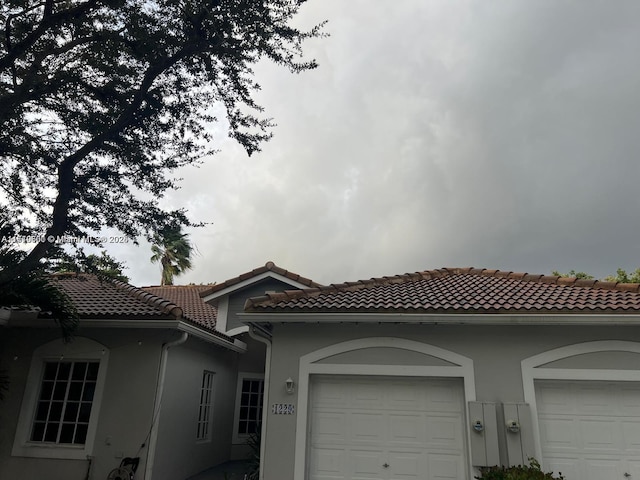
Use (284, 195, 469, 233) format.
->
(199, 261, 321, 298)
(464, 268, 640, 293)
(110, 278, 184, 318)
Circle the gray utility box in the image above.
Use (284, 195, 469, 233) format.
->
(468, 401, 500, 467)
(501, 403, 535, 466)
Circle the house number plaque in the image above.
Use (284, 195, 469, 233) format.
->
(271, 403, 295, 415)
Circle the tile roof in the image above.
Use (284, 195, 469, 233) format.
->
(50, 273, 183, 319)
(244, 267, 640, 315)
(48, 275, 232, 341)
(199, 261, 321, 298)
(142, 285, 217, 330)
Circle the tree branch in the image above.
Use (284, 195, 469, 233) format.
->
(1, 42, 208, 284)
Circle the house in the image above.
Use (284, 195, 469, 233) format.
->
(0, 262, 319, 480)
(242, 267, 640, 480)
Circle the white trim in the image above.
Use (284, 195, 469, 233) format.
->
(231, 372, 265, 445)
(522, 340, 640, 463)
(11, 337, 109, 460)
(241, 312, 640, 324)
(226, 326, 250, 337)
(215, 298, 229, 333)
(201, 272, 313, 303)
(293, 337, 476, 480)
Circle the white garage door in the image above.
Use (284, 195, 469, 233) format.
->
(536, 380, 640, 480)
(308, 375, 466, 480)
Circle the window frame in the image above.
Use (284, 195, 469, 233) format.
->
(196, 370, 215, 443)
(12, 337, 109, 460)
(232, 372, 265, 445)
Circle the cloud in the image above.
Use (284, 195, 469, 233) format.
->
(116, 0, 640, 286)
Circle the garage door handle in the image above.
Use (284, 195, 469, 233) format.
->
(382, 463, 389, 469)
(624, 474, 631, 478)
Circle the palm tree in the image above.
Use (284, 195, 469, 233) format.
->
(150, 228, 193, 285)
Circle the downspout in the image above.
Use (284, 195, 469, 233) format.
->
(144, 331, 189, 480)
(247, 325, 272, 480)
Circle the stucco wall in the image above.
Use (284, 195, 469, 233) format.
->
(226, 279, 295, 331)
(152, 335, 240, 480)
(261, 322, 640, 480)
(0, 327, 165, 480)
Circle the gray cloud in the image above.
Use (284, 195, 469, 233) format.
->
(113, 0, 640, 286)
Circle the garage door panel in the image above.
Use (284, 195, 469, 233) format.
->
(538, 418, 578, 452)
(425, 415, 464, 448)
(389, 413, 423, 445)
(623, 422, 640, 451)
(583, 459, 621, 480)
(314, 381, 350, 407)
(580, 419, 619, 451)
(352, 449, 387, 478)
(351, 413, 386, 443)
(426, 383, 464, 413)
(312, 412, 348, 443)
(387, 450, 421, 478)
(352, 382, 386, 409)
(311, 448, 347, 480)
(427, 453, 464, 480)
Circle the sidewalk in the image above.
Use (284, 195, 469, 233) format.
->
(186, 460, 251, 480)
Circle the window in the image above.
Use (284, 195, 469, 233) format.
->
(31, 361, 100, 445)
(232, 374, 264, 444)
(12, 337, 109, 459)
(196, 371, 215, 442)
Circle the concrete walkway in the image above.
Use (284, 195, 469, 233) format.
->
(186, 460, 251, 480)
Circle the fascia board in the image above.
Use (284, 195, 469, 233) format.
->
(201, 272, 312, 303)
(239, 312, 640, 325)
(9, 318, 180, 328)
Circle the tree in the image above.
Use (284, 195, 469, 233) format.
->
(0, 0, 325, 287)
(55, 250, 129, 282)
(150, 227, 193, 285)
(551, 270, 594, 280)
(603, 268, 640, 284)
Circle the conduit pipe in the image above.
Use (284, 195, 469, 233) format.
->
(144, 331, 189, 480)
(248, 325, 272, 480)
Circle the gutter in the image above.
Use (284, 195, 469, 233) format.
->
(239, 312, 640, 325)
(144, 332, 189, 480)
(247, 325, 272, 480)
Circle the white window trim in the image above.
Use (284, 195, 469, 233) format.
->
(293, 337, 476, 480)
(12, 337, 109, 460)
(232, 372, 264, 445)
(521, 340, 640, 464)
(196, 370, 215, 443)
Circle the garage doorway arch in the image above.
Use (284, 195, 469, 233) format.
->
(294, 336, 476, 479)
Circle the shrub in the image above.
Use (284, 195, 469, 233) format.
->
(476, 459, 564, 480)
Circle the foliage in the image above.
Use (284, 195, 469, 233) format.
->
(476, 459, 564, 480)
(0, 369, 8, 401)
(150, 226, 193, 285)
(55, 250, 129, 283)
(246, 429, 261, 480)
(552, 268, 640, 283)
(603, 268, 640, 284)
(551, 270, 594, 280)
(0, 218, 79, 340)
(0, 0, 325, 286)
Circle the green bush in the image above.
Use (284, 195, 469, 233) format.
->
(476, 459, 564, 480)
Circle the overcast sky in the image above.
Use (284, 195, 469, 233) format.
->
(110, 0, 640, 287)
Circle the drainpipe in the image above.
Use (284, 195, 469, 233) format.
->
(247, 325, 272, 480)
(144, 332, 189, 480)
